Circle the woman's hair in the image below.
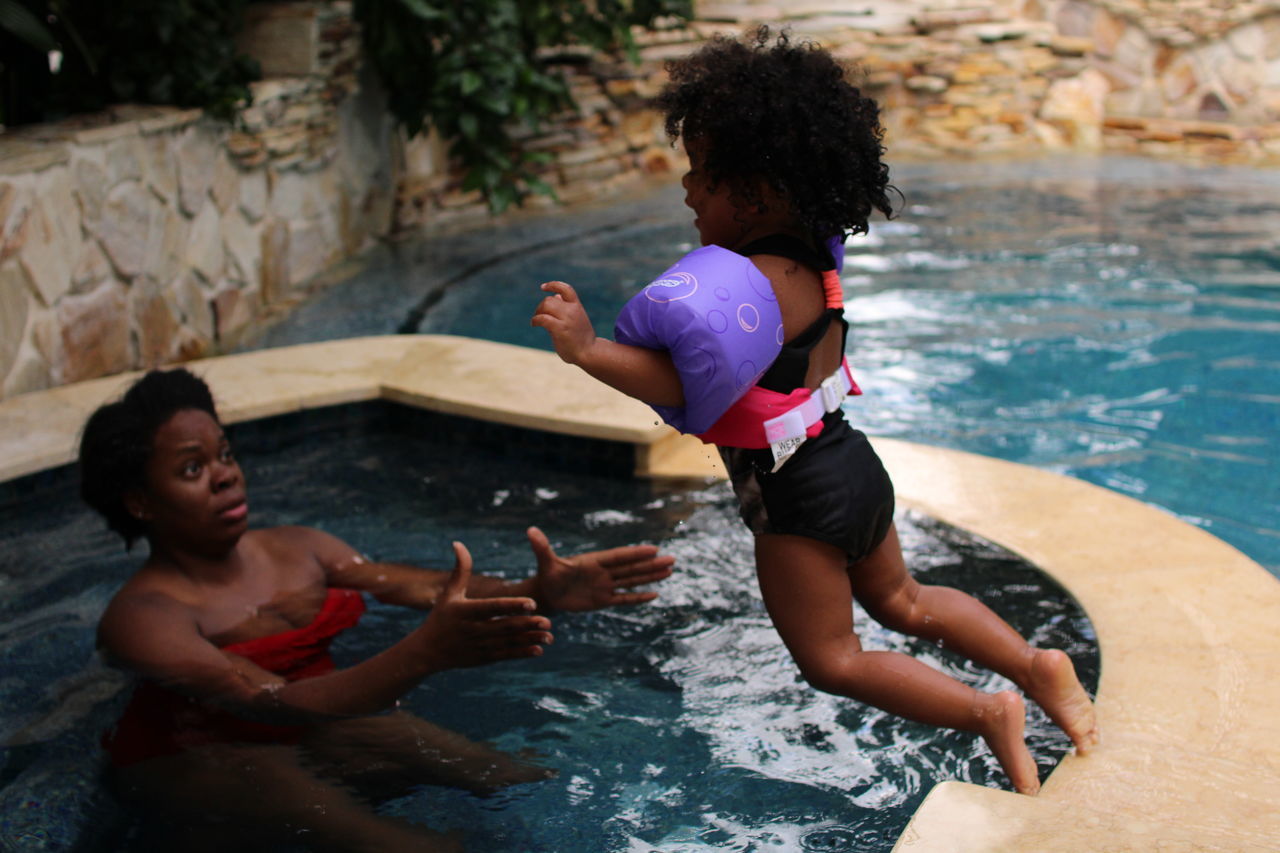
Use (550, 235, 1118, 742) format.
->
(656, 27, 898, 239)
(78, 368, 220, 548)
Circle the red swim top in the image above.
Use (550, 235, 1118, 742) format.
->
(102, 586, 366, 767)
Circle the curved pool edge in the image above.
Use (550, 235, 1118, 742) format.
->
(2, 335, 1278, 851)
(875, 439, 1280, 851)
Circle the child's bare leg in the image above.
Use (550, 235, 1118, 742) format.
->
(848, 524, 1099, 754)
(755, 533, 1041, 794)
(112, 743, 461, 852)
(303, 711, 554, 797)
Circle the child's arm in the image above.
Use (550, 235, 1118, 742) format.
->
(532, 280, 684, 407)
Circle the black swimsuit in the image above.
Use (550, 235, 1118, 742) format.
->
(717, 236, 895, 564)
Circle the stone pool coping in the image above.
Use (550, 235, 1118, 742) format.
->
(2, 334, 1277, 851)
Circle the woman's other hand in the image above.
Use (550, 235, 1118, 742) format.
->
(417, 542, 552, 670)
(526, 526, 674, 612)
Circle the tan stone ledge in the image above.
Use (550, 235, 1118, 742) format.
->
(135, 107, 205, 136)
(0, 336, 667, 483)
(0, 139, 70, 176)
(0, 107, 211, 178)
(1, 334, 1277, 852)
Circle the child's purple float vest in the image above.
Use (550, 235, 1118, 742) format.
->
(615, 238, 858, 454)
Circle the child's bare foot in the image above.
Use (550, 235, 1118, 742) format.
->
(1025, 648, 1099, 755)
(976, 690, 1040, 795)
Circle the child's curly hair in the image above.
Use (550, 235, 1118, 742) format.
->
(656, 27, 897, 239)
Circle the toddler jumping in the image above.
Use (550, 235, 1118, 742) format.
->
(532, 28, 1097, 795)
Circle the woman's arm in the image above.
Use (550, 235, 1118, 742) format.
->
(333, 557, 534, 609)
(97, 543, 550, 722)
(531, 280, 685, 406)
(306, 527, 672, 613)
(298, 527, 535, 609)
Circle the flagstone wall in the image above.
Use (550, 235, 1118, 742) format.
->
(1, 0, 1277, 400)
(0, 2, 390, 399)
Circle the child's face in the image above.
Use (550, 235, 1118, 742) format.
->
(681, 140, 748, 249)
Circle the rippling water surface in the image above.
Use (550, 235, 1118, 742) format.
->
(0, 407, 1095, 851)
(842, 158, 1280, 576)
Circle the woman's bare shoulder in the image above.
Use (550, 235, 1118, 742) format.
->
(97, 573, 200, 660)
(250, 526, 356, 572)
(106, 560, 195, 612)
(251, 525, 344, 552)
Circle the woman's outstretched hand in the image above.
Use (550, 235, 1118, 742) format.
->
(531, 281, 596, 366)
(526, 526, 675, 612)
(418, 542, 553, 671)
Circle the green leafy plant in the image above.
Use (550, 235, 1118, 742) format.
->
(1, 0, 57, 51)
(60, 0, 260, 121)
(2, 0, 259, 126)
(0, 0, 93, 126)
(354, 0, 690, 212)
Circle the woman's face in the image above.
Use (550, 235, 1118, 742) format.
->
(130, 408, 249, 551)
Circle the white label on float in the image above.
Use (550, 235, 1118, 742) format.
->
(770, 435, 806, 472)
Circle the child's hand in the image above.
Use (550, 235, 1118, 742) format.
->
(533, 280, 684, 407)
(531, 281, 596, 366)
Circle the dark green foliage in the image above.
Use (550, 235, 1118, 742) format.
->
(1, 0, 259, 125)
(0, 0, 82, 125)
(353, 0, 691, 211)
(52, 0, 261, 122)
(0, 0, 58, 52)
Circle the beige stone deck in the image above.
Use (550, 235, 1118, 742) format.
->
(2, 334, 1277, 851)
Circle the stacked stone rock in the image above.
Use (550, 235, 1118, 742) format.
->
(0, 1, 391, 399)
(398, 0, 1280, 228)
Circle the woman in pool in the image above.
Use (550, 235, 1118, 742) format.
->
(533, 29, 1098, 795)
(80, 367, 674, 851)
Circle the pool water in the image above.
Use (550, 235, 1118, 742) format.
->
(842, 157, 1280, 578)
(0, 404, 1098, 851)
(259, 155, 1280, 574)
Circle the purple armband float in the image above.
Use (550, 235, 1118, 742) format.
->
(826, 233, 846, 275)
(614, 246, 783, 434)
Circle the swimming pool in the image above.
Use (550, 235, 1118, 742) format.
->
(259, 154, 1280, 575)
(0, 403, 1096, 850)
(8, 152, 1274, 850)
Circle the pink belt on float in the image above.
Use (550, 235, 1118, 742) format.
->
(614, 242, 854, 459)
(697, 357, 861, 470)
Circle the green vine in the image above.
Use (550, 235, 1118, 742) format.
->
(353, 0, 691, 212)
